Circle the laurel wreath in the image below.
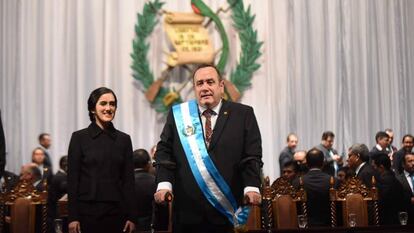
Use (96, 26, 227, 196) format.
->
(131, 0, 263, 113)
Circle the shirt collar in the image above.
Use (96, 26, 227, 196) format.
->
(198, 99, 222, 115)
(88, 121, 117, 139)
(404, 170, 413, 177)
(356, 162, 366, 175)
(376, 144, 389, 152)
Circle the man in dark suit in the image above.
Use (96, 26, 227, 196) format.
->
(154, 64, 262, 233)
(370, 131, 390, 154)
(315, 131, 343, 177)
(371, 152, 404, 225)
(0, 170, 19, 192)
(347, 143, 377, 188)
(0, 110, 6, 179)
(48, 155, 68, 233)
(396, 152, 414, 224)
(132, 149, 157, 231)
(294, 148, 335, 227)
(278, 133, 298, 175)
(393, 134, 414, 174)
(38, 133, 53, 171)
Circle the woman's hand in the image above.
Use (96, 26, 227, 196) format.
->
(68, 221, 81, 233)
(123, 220, 135, 233)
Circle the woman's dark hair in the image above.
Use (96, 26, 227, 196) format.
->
(87, 87, 117, 121)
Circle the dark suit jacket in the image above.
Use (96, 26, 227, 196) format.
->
(315, 144, 341, 177)
(67, 122, 137, 223)
(155, 100, 262, 225)
(134, 170, 155, 217)
(376, 170, 404, 225)
(279, 146, 294, 175)
(396, 172, 414, 224)
(0, 110, 6, 178)
(356, 163, 377, 188)
(294, 169, 334, 227)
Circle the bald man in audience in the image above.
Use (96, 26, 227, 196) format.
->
(20, 163, 44, 191)
(293, 150, 308, 175)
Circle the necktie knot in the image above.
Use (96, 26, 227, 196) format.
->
(203, 109, 215, 118)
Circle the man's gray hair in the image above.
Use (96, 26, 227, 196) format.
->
(349, 143, 369, 162)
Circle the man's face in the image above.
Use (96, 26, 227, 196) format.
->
(282, 166, 297, 181)
(40, 135, 51, 149)
(287, 135, 298, 150)
(386, 131, 394, 145)
(403, 154, 414, 174)
(322, 136, 334, 149)
(193, 67, 224, 108)
(347, 150, 360, 169)
(294, 151, 306, 164)
(402, 137, 414, 151)
(377, 137, 389, 149)
(20, 166, 32, 182)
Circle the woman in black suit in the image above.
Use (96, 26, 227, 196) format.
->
(68, 87, 136, 233)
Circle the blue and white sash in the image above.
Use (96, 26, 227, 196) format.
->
(172, 100, 250, 226)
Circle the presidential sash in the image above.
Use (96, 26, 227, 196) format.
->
(172, 100, 250, 226)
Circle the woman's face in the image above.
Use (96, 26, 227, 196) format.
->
(94, 93, 116, 128)
(32, 149, 45, 164)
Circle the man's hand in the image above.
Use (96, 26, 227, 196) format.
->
(245, 191, 261, 205)
(154, 189, 172, 204)
(123, 220, 135, 233)
(69, 221, 81, 233)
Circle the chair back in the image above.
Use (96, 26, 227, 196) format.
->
(0, 178, 48, 233)
(329, 176, 379, 227)
(269, 177, 307, 229)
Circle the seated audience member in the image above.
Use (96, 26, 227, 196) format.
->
(294, 148, 335, 227)
(133, 149, 156, 231)
(31, 147, 53, 181)
(371, 131, 390, 154)
(281, 160, 298, 182)
(293, 150, 308, 175)
(20, 163, 44, 191)
(279, 133, 298, 176)
(371, 152, 404, 225)
(48, 156, 68, 233)
(315, 131, 343, 177)
(0, 170, 19, 192)
(347, 143, 377, 188)
(393, 134, 414, 174)
(336, 166, 353, 184)
(396, 152, 414, 225)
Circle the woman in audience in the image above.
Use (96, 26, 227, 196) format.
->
(67, 87, 137, 233)
(31, 147, 53, 182)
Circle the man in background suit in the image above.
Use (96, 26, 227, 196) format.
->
(347, 143, 377, 188)
(393, 134, 414, 174)
(38, 133, 53, 171)
(371, 131, 390, 154)
(0, 110, 6, 179)
(279, 133, 298, 175)
(132, 149, 157, 231)
(294, 148, 335, 227)
(154, 64, 262, 233)
(396, 152, 414, 224)
(371, 152, 404, 225)
(316, 131, 343, 177)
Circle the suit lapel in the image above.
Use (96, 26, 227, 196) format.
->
(208, 100, 230, 151)
(398, 173, 413, 193)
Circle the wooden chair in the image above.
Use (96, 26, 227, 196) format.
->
(0, 179, 48, 233)
(329, 176, 379, 227)
(264, 176, 307, 229)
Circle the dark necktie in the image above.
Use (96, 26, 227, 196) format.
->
(202, 109, 214, 147)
